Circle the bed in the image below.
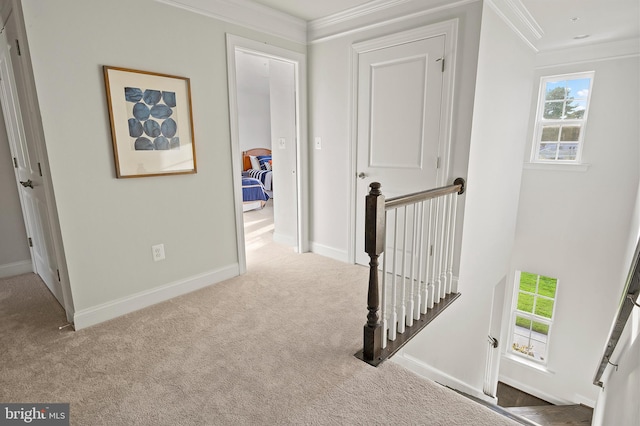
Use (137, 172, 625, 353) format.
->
(242, 148, 273, 193)
(241, 148, 273, 211)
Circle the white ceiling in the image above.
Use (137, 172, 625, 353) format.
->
(250, 0, 640, 51)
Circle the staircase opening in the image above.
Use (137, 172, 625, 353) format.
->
(355, 178, 466, 366)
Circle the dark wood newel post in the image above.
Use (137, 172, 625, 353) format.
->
(363, 182, 385, 361)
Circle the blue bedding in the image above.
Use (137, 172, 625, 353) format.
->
(242, 177, 269, 202)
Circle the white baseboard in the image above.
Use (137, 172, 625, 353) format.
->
(73, 264, 240, 330)
(310, 241, 348, 263)
(392, 350, 497, 404)
(0, 260, 33, 278)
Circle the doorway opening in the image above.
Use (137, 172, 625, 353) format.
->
(226, 34, 308, 274)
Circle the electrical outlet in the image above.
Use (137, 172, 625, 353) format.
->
(152, 244, 165, 262)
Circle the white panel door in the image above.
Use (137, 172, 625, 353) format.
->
(0, 33, 61, 302)
(355, 35, 445, 266)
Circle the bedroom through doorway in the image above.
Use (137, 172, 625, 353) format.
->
(226, 34, 308, 274)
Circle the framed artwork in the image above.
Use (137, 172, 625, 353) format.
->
(103, 66, 197, 178)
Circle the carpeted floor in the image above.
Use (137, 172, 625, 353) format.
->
(0, 207, 518, 425)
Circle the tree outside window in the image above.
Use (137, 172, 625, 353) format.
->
(532, 72, 594, 163)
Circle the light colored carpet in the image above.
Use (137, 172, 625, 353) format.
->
(0, 209, 517, 425)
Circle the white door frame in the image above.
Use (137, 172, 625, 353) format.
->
(348, 20, 459, 264)
(0, 28, 74, 322)
(226, 34, 308, 273)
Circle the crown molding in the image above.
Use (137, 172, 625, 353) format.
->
(485, 0, 542, 52)
(535, 37, 640, 69)
(155, 0, 307, 44)
(309, 0, 414, 30)
(308, 0, 477, 43)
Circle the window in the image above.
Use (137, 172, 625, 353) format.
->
(531, 72, 594, 163)
(510, 272, 558, 363)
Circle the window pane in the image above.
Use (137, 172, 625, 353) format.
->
(541, 126, 560, 141)
(535, 298, 554, 319)
(539, 143, 558, 160)
(515, 315, 532, 331)
(532, 320, 549, 336)
(558, 144, 578, 160)
(519, 272, 537, 292)
(544, 101, 564, 119)
(517, 293, 534, 313)
(566, 78, 591, 99)
(560, 126, 581, 141)
(538, 276, 557, 298)
(565, 100, 587, 119)
(545, 81, 566, 100)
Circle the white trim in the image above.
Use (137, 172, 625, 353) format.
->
(73, 264, 239, 330)
(0, 260, 33, 278)
(155, 0, 307, 44)
(392, 350, 497, 404)
(484, 0, 539, 52)
(310, 0, 415, 31)
(310, 242, 349, 263)
(535, 38, 640, 69)
(348, 20, 458, 264)
(225, 34, 309, 273)
(523, 162, 590, 172)
(309, 0, 475, 44)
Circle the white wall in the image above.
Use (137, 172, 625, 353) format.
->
(19, 0, 304, 326)
(395, 3, 535, 399)
(0, 105, 31, 276)
(308, 1, 483, 261)
(592, 182, 640, 425)
(500, 52, 640, 406)
(236, 52, 272, 152)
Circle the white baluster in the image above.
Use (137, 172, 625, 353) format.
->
(388, 209, 399, 341)
(381, 211, 388, 349)
(449, 191, 460, 293)
(397, 206, 408, 334)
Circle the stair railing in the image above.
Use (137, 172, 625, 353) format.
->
(356, 178, 466, 366)
(593, 237, 640, 386)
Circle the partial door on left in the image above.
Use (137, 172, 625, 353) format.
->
(0, 32, 62, 303)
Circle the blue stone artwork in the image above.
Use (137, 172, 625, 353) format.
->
(154, 136, 170, 150)
(124, 86, 180, 151)
(134, 137, 154, 150)
(143, 120, 161, 138)
(142, 89, 162, 105)
(150, 104, 172, 119)
(128, 118, 143, 138)
(163, 91, 176, 107)
(125, 87, 143, 102)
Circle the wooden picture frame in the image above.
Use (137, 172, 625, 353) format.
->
(103, 66, 197, 178)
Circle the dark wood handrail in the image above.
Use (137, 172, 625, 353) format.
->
(358, 178, 466, 365)
(385, 177, 466, 210)
(593, 237, 640, 386)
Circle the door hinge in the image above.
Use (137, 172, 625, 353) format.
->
(38, 162, 43, 176)
(15, 39, 21, 56)
(436, 157, 441, 169)
(28, 237, 33, 247)
(57, 269, 61, 281)
(430, 244, 433, 256)
(13, 157, 18, 168)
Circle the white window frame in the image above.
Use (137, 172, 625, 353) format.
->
(508, 271, 559, 365)
(530, 71, 595, 164)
